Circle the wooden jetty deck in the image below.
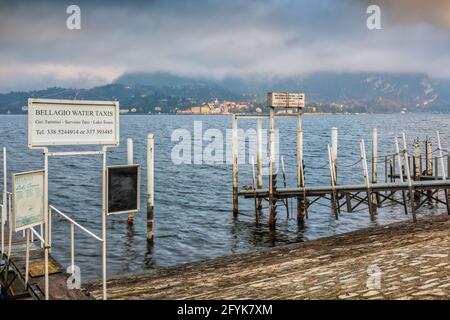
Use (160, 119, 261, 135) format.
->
(0, 227, 88, 300)
(83, 214, 450, 300)
(239, 179, 450, 198)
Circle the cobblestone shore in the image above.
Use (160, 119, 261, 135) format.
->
(84, 215, 450, 300)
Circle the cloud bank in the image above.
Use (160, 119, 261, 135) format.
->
(0, 0, 450, 92)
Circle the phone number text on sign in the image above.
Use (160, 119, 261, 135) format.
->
(28, 99, 119, 147)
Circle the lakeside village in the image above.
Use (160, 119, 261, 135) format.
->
(119, 99, 357, 115)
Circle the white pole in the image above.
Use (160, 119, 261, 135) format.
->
(70, 223, 75, 273)
(232, 115, 238, 215)
(395, 138, 404, 183)
(371, 128, 378, 184)
(127, 138, 134, 224)
(44, 148, 49, 300)
(402, 133, 413, 188)
(147, 134, 154, 242)
(402, 133, 416, 222)
(102, 148, 107, 300)
(360, 140, 370, 187)
(2, 147, 6, 255)
(25, 228, 30, 285)
(127, 138, 133, 165)
(436, 131, 446, 180)
(268, 107, 276, 225)
(7, 193, 11, 257)
(48, 210, 52, 253)
(331, 127, 338, 168)
(256, 118, 263, 190)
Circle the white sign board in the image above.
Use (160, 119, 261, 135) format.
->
(28, 99, 119, 147)
(12, 170, 45, 232)
(268, 92, 305, 108)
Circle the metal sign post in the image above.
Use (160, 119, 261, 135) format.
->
(267, 92, 306, 225)
(27, 99, 120, 300)
(1, 147, 6, 255)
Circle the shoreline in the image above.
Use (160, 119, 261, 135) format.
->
(83, 214, 450, 300)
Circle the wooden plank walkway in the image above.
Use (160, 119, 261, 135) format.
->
(83, 215, 450, 300)
(239, 179, 450, 198)
(1, 227, 88, 300)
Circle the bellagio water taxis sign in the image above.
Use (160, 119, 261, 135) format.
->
(28, 98, 119, 147)
(267, 92, 305, 108)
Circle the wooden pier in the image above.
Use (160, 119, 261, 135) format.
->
(82, 214, 450, 300)
(232, 102, 450, 226)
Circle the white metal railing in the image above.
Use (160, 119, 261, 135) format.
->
(49, 205, 102, 277)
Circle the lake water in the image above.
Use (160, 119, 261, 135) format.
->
(1, 113, 449, 280)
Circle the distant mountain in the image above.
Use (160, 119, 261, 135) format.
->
(0, 82, 246, 114)
(1, 72, 449, 114)
(116, 71, 450, 112)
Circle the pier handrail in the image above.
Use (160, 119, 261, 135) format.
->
(48, 204, 103, 283)
(30, 226, 45, 244)
(49, 205, 102, 242)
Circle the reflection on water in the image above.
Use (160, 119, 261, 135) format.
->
(0, 113, 449, 279)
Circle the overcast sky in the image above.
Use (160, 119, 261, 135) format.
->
(0, 0, 450, 92)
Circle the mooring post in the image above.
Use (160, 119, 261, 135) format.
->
(402, 133, 416, 222)
(256, 118, 263, 210)
(328, 144, 338, 219)
(394, 137, 408, 215)
(331, 127, 338, 178)
(360, 139, 374, 221)
(251, 156, 258, 217)
(331, 127, 340, 215)
(127, 138, 134, 225)
(425, 137, 433, 202)
(147, 134, 154, 242)
(413, 137, 421, 201)
(297, 107, 305, 224)
(436, 131, 446, 180)
(447, 155, 450, 180)
(278, 156, 288, 218)
(413, 138, 420, 180)
(268, 107, 276, 226)
(371, 128, 379, 207)
(232, 115, 239, 216)
(436, 131, 450, 215)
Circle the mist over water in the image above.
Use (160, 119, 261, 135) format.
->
(0, 113, 448, 280)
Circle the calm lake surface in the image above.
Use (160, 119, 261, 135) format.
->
(1, 113, 449, 280)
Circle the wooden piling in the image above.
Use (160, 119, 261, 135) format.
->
(297, 107, 305, 225)
(426, 137, 433, 202)
(331, 128, 341, 215)
(256, 118, 263, 210)
(127, 138, 134, 225)
(402, 133, 416, 222)
(328, 144, 338, 219)
(2, 147, 6, 255)
(331, 128, 338, 176)
(371, 128, 379, 207)
(147, 134, 154, 242)
(413, 138, 420, 181)
(360, 140, 374, 221)
(413, 137, 421, 201)
(268, 107, 276, 226)
(395, 137, 408, 216)
(232, 115, 239, 216)
(436, 131, 450, 215)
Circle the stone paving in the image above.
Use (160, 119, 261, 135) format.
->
(84, 215, 450, 300)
